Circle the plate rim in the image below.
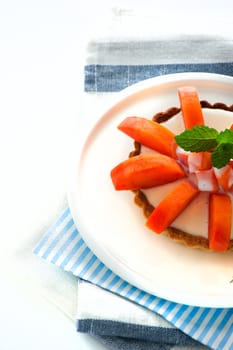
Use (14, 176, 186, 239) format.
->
(68, 72, 233, 308)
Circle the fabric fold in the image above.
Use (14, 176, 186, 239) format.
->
(93, 335, 208, 350)
(33, 207, 233, 350)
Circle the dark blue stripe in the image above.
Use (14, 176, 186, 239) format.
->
(76, 319, 200, 346)
(84, 62, 233, 92)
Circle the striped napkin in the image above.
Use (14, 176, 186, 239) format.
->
(34, 11, 233, 349)
(34, 206, 233, 350)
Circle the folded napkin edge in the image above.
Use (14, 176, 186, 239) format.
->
(76, 318, 201, 347)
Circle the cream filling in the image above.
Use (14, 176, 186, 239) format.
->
(142, 108, 233, 239)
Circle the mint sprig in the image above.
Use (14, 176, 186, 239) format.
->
(211, 143, 233, 168)
(174, 125, 233, 168)
(174, 126, 218, 152)
(216, 129, 233, 144)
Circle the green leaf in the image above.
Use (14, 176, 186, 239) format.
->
(216, 129, 233, 144)
(174, 125, 218, 152)
(211, 143, 233, 168)
(175, 124, 233, 168)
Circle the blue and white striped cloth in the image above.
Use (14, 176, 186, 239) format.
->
(33, 207, 233, 350)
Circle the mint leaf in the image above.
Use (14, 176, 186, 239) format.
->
(175, 125, 218, 152)
(175, 124, 233, 168)
(211, 143, 233, 168)
(216, 129, 233, 144)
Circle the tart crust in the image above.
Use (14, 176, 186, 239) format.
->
(131, 101, 233, 252)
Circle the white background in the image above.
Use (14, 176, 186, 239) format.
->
(0, 1, 233, 349)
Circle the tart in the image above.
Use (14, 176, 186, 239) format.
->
(110, 87, 233, 252)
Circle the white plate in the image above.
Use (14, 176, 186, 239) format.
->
(69, 73, 233, 308)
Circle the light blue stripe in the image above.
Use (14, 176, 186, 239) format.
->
(187, 308, 210, 337)
(70, 246, 90, 273)
(98, 269, 113, 285)
(143, 294, 157, 308)
(152, 297, 167, 312)
(33, 207, 70, 254)
(115, 280, 128, 294)
(134, 290, 147, 303)
(42, 218, 74, 259)
(162, 301, 179, 318)
(59, 238, 85, 268)
(106, 275, 121, 290)
(125, 286, 138, 299)
(217, 315, 233, 349)
(179, 307, 199, 335)
(51, 228, 79, 264)
(197, 309, 223, 342)
(207, 310, 232, 347)
(78, 255, 98, 278)
(88, 262, 105, 281)
(170, 305, 189, 324)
